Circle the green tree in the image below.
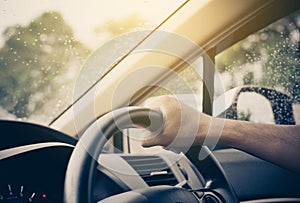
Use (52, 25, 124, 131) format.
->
(0, 12, 90, 120)
(238, 110, 252, 121)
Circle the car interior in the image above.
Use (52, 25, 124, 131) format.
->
(1, 0, 300, 202)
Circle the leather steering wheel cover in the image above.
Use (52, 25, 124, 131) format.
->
(64, 107, 164, 203)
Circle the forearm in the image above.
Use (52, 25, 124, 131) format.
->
(200, 115, 300, 173)
(142, 95, 300, 172)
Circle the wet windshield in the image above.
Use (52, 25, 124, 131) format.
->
(0, 0, 185, 124)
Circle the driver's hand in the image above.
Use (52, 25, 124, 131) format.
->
(141, 95, 210, 150)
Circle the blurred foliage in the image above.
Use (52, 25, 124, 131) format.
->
(216, 10, 300, 103)
(94, 13, 148, 36)
(0, 11, 152, 123)
(237, 110, 251, 121)
(0, 12, 91, 121)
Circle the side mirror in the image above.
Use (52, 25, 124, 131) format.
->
(213, 86, 295, 125)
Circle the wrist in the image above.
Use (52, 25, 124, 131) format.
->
(195, 113, 212, 145)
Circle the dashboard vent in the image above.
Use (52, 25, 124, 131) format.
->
(122, 155, 178, 186)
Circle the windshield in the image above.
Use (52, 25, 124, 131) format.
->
(0, 0, 186, 124)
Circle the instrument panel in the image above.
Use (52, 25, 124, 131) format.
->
(0, 184, 50, 202)
(0, 144, 73, 203)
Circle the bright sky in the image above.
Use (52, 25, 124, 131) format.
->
(1, 0, 185, 49)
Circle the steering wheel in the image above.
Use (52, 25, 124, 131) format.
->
(64, 107, 239, 203)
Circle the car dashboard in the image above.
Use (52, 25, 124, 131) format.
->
(0, 120, 205, 202)
(0, 143, 73, 202)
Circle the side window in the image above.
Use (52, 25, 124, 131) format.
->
(215, 10, 300, 124)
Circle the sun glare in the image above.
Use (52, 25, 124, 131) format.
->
(1, 0, 186, 49)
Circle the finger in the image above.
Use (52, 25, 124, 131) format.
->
(142, 95, 173, 107)
(142, 97, 161, 109)
(141, 137, 159, 148)
(142, 98, 167, 120)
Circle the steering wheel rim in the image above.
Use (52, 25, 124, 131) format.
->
(64, 107, 238, 203)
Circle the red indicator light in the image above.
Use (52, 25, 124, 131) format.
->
(42, 194, 47, 199)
